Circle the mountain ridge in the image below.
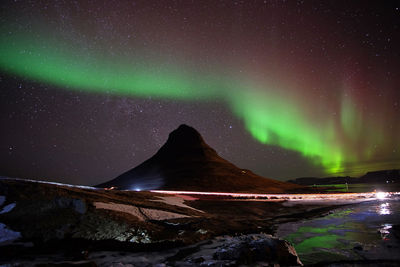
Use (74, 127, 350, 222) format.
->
(97, 124, 302, 193)
(287, 169, 400, 185)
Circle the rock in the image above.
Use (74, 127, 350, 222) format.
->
(0, 177, 307, 266)
(193, 256, 205, 263)
(35, 261, 98, 267)
(391, 224, 400, 239)
(0, 222, 21, 243)
(0, 195, 6, 206)
(212, 234, 302, 266)
(55, 197, 86, 214)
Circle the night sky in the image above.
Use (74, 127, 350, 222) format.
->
(1, 0, 399, 185)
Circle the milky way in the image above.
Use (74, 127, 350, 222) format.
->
(0, 1, 399, 184)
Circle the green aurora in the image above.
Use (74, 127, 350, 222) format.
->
(0, 31, 397, 176)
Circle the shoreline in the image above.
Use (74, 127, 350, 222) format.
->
(1, 178, 399, 266)
(0, 201, 352, 266)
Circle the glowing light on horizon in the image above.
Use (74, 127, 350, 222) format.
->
(376, 192, 388, 200)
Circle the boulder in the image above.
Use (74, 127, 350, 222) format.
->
(212, 234, 302, 266)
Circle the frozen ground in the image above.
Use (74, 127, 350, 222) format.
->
(1, 234, 302, 266)
(2, 177, 399, 266)
(94, 201, 191, 221)
(0, 195, 20, 244)
(152, 196, 204, 213)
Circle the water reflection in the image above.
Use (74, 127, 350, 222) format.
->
(277, 200, 400, 264)
(377, 202, 391, 215)
(378, 224, 392, 240)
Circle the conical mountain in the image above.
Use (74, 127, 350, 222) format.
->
(97, 124, 302, 193)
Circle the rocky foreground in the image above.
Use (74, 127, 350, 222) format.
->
(0, 177, 350, 266)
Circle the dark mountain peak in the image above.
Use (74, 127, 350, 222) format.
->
(97, 124, 303, 193)
(167, 124, 205, 146)
(155, 124, 214, 159)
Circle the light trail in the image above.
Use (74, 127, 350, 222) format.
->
(0, 176, 99, 190)
(2, 177, 398, 202)
(150, 190, 398, 201)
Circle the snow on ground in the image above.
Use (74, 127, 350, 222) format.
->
(93, 202, 190, 221)
(176, 194, 199, 201)
(94, 202, 146, 221)
(0, 203, 16, 214)
(140, 207, 190, 220)
(0, 223, 21, 243)
(152, 196, 204, 213)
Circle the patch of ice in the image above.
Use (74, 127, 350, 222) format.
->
(176, 194, 199, 201)
(196, 229, 208, 234)
(141, 207, 190, 220)
(0, 223, 21, 243)
(152, 196, 204, 213)
(94, 202, 146, 221)
(0, 203, 16, 214)
(129, 230, 151, 243)
(93, 202, 191, 221)
(0, 196, 5, 206)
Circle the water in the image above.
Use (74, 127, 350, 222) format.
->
(276, 198, 400, 264)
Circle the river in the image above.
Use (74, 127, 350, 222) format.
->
(276, 197, 400, 265)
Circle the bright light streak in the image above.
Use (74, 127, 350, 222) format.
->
(0, 176, 99, 190)
(150, 190, 395, 201)
(376, 192, 388, 200)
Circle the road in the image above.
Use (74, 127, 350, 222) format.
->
(150, 190, 398, 201)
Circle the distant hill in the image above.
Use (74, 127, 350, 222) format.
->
(358, 169, 400, 184)
(97, 124, 303, 193)
(288, 169, 400, 185)
(287, 176, 357, 185)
